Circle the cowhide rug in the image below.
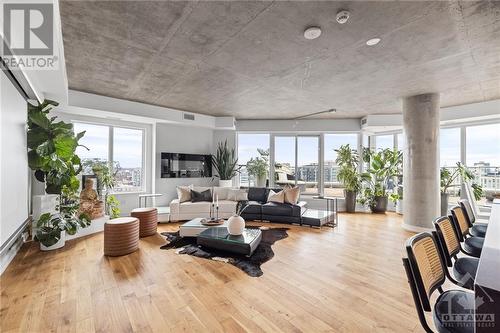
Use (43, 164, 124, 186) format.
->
(160, 227, 288, 277)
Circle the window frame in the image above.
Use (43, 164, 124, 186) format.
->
(73, 120, 147, 194)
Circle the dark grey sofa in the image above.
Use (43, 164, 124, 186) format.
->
(240, 187, 306, 224)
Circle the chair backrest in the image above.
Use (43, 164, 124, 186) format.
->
(433, 216, 460, 267)
(463, 182, 480, 218)
(450, 206, 470, 240)
(459, 199, 475, 225)
(405, 232, 446, 311)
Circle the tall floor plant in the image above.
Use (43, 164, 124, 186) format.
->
(334, 144, 361, 212)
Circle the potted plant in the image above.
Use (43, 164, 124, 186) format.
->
(334, 144, 361, 213)
(83, 159, 121, 217)
(35, 210, 90, 251)
(359, 148, 403, 213)
(246, 148, 269, 187)
(440, 162, 483, 215)
(212, 140, 241, 187)
(27, 99, 86, 194)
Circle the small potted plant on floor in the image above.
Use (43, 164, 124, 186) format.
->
(246, 148, 269, 187)
(359, 148, 402, 213)
(334, 144, 361, 213)
(440, 162, 483, 215)
(212, 140, 241, 187)
(35, 210, 90, 251)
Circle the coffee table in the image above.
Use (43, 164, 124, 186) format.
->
(197, 228, 262, 256)
(179, 218, 228, 237)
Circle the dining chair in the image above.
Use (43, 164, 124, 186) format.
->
(403, 232, 475, 333)
(459, 199, 488, 238)
(433, 216, 479, 290)
(450, 206, 484, 258)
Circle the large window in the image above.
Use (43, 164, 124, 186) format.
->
(324, 134, 358, 196)
(237, 134, 270, 187)
(74, 122, 144, 193)
(375, 134, 394, 150)
(297, 136, 319, 194)
(274, 136, 296, 189)
(466, 123, 500, 199)
(440, 128, 461, 167)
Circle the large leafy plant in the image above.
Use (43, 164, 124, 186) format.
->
(246, 148, 269, 178)
(212, 140, 241, 180)
(334, 144, 361, 193)
(441, 162, 482, 200)
(35, 211, 90, 247)
(27, 99, 86, 194)
(358, 148, 403, 207)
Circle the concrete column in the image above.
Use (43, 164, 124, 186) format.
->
(402, 93, 440, 231)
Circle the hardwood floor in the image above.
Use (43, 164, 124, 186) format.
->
(1, 213, 427, 332)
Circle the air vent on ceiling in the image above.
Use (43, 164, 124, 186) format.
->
(183, 113, 195, 121)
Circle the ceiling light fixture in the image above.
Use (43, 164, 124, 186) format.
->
(366, 37, 381, 46)
(304, 26, 322, 40)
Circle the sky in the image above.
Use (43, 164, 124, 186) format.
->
(74, 123, 143, 169)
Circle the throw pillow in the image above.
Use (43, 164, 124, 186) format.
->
(227, 189, 248, 201)
(191, 189, 212, 203)
(284, 186, 300, 204)
(176, 185, 192, 203)
(267, 190, 285, 203)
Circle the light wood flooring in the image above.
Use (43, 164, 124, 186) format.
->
(1, 213, 430, 333)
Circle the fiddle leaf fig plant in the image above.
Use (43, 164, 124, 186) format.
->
(27, 99, 87, 194)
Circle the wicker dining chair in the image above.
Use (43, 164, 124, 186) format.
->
(459, 199, 488, 238)
(450, 206, 484, 258)
(403, 232, 475, 333)
(433, 216, 479, 290)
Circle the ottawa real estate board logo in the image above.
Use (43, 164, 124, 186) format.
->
(2, 2, 58, 70)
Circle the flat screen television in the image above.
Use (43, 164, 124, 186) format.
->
(161, 153, 212, 178)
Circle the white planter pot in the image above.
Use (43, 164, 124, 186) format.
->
(219, 180, 233, 188)
(256, 175, 267, 187)
(40, 231, 65, 251)
(227, 215, 245, 235)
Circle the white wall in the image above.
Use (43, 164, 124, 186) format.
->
(155, 123, 217, 206)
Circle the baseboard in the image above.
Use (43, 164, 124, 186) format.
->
(401, 223, 433, 233)
(0, 236, 24, 275)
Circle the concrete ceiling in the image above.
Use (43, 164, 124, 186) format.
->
(60, 1, 500, 119)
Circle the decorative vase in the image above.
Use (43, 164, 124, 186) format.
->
(40, 231, 65, 251)
(256, 175, 267, 187)
(219, 180, 233, 188)
(441, 192, 449, 216)
(227, 215, 245, 235)
(344, 190, 357, 213)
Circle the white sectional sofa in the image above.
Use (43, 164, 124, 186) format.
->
(169, 186, 242, 222)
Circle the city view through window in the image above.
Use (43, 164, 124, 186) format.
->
(237, 124, 499, 202)
(74, 122, 144, 193)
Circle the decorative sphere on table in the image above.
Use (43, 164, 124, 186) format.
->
(227, 215, 245, 235)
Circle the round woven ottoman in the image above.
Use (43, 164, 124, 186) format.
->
(104, 217, 139, 256)
(131, 207, 158, 237)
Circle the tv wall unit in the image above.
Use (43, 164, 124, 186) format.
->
(160, 152, 212, 178)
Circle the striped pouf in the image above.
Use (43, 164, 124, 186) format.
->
(104, 217, 139, 256)
(131, 207, 158, 237)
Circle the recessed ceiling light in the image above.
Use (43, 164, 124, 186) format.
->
(366, 38, 381, 46)
(304, 26, 322, 40)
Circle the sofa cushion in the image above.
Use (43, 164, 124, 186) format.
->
(213, 187, 229, 200)
(241, 201, 263, 215)
(217, 200, 238, 213)
(248, 187, 268, 202)
(267, 190, 285, 203)
(176, 185, 193, 203)
(262, 202, 293, 216)
(227, 189, 248, 201)
(284, 186, 300, 204)
(179, 201, 211, 214)
(191, 189, 212, 202)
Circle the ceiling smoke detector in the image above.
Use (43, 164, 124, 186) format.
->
(336, 10, 350, 24)
(304, 26, 322, 40)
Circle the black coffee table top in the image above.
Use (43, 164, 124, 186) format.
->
(198, 228, 262, 244)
